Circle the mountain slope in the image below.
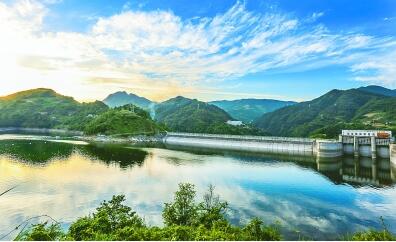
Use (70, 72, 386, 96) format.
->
(155, 96, 231, 132)
(0, 89, 162, 135)
(155, 96, 265, 135)
(210, 99, 296, 123)
(254, 89, 396, 138)
(358, 85, 396, 97)
(0, 88, 108, 129)
(103, 91, 154, 109)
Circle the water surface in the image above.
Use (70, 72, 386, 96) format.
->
(0, 135, 395, 240)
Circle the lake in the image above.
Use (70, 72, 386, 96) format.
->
(0, 134, 395, 240)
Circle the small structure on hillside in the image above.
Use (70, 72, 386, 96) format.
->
(226, 120, 243, 126)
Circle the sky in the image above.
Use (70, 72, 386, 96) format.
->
(0, 0, 395, 102)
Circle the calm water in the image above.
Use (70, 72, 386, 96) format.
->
(0, 134, 396, 240)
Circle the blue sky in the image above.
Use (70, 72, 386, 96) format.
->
(0, 0, 395, 101)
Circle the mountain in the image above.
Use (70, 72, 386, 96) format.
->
(155, 96, 266, 135)
(209, 99, 296, 123)
(0, 88, 108, 130)
(254, 88, 396, 138)
(0, 88, 161, 135)
(103, 91, 154, 109)
(358, 85, 396, 97)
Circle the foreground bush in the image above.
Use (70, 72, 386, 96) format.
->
(16, 183, 281, 241)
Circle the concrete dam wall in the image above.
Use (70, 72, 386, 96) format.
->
(163, 133, 343, 159)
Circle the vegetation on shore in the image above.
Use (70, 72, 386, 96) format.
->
(16, 183, 281, 241)
(14, 183, 396, 241)
(85, 104, 164, 136)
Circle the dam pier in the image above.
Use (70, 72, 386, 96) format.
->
(163, 130, 394, 160)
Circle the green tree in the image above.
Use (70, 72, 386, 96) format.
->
(197, 184, 228, 228)
(68, 195, 144, 240)
(162, 183, 198, 226)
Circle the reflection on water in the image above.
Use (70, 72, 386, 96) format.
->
(0, 140, 74, 164)
(79, 144, 148, 169)
(0, 136, 395, 240)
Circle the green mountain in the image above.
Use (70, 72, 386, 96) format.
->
(0, 89, 161, 135)
(155, 96, 265, 135)
(103, 91, 154, 109)
(0, 88, 108, 130)
(358, 85, 396, 97)
(210, 99, 296, 123)
(254, 88, 396, 138)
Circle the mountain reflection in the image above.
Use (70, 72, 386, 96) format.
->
(0, 140, 148, 169)
(0, 140, 74, 163)
(78, 144, 148, 169)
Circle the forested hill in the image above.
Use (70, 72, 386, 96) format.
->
(155, 96, 265, 135)
(210, 99, 296, 123)
(254, 88, 396, 138)
(0, 89, 162, 135)
(0, 88, 108, 130)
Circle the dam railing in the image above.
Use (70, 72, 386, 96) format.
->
(166, 132, 314, 144)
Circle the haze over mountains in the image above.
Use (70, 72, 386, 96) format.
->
(103, 91, 155, 109)
(209, 99, 296, 123)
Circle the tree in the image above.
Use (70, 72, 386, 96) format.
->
(162, 183, 198, 226)
(68, 195, 144, 240)
(197, 184, 228, 228)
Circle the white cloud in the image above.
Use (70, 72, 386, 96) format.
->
(0, 0, 395, 101)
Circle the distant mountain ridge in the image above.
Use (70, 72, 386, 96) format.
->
(103, 91, 154, 109)
(210, 98, 296, 123)
(254, 88, 396, 138)
(357, 85, 396, 97)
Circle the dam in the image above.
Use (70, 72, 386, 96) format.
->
(163, 130, 394, 160)
(163, 132, 343, 159)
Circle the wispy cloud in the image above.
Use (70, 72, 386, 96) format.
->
(0, 0, 395, 101)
